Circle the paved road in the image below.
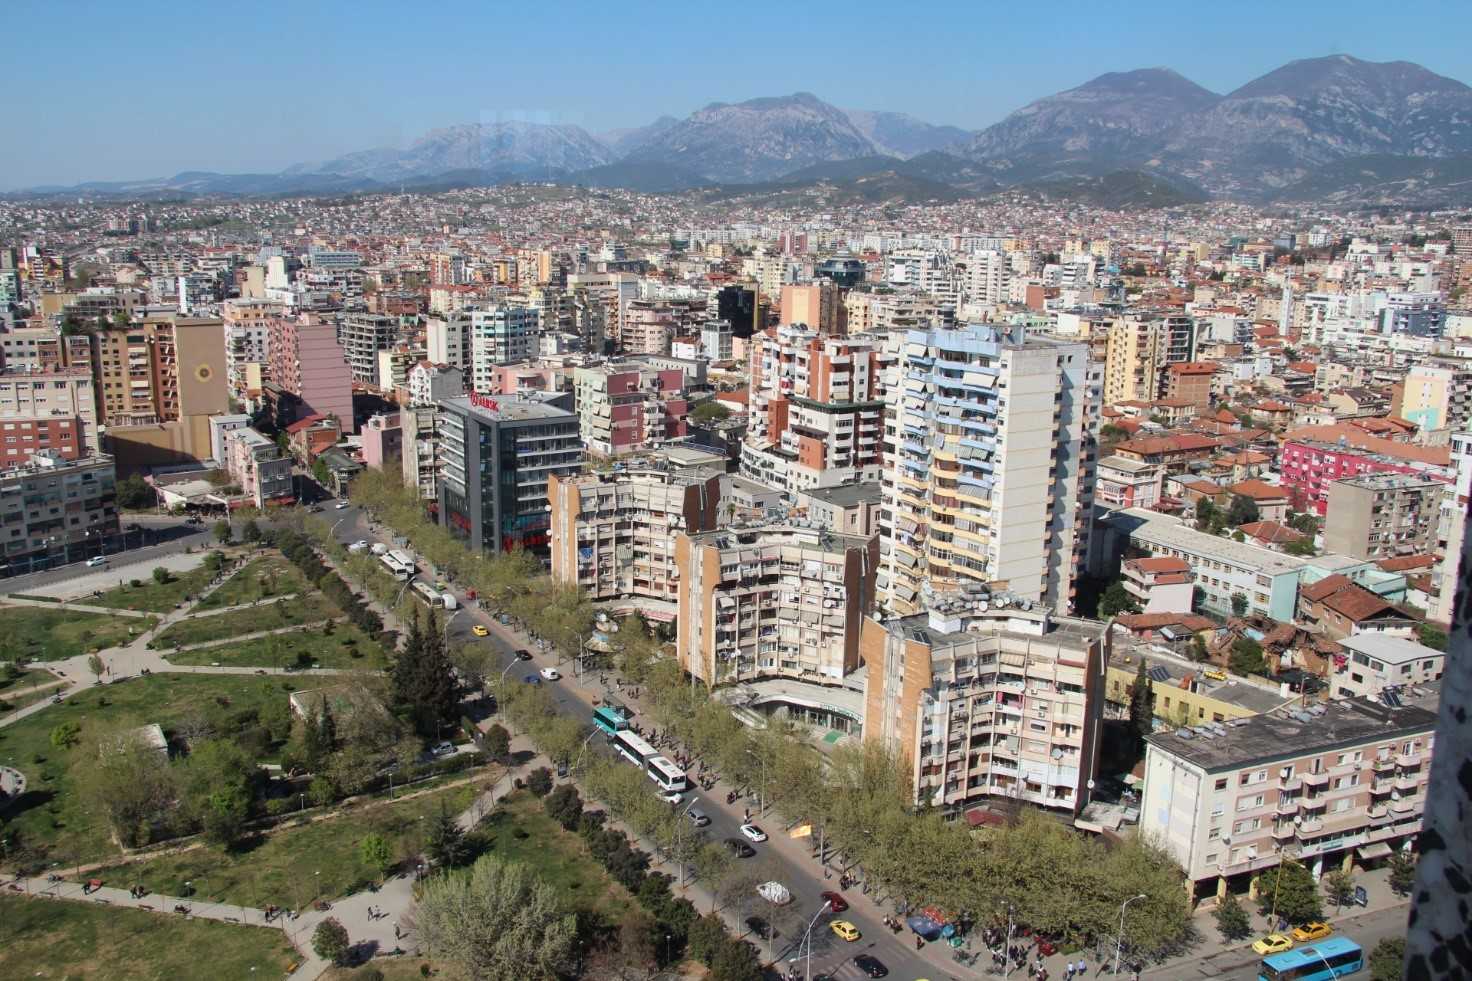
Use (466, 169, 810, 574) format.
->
(331, 507, 963, 981)
(1, 518, 209, 596)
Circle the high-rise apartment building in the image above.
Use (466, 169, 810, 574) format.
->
(619, 300, 676, 356)
(573, 362, 690, 457)
(860, 604, 1106, 817)
(0, 366, 99, 456)
(779, 281, 843, 334)
(675, 523, 880, 687)
(426, 312, 472, 370)
(267, 313, 355, 433)
(1323, 473, 1446, 560)
(469, 306, 539, 391)
(339, 313, 399, 385)
(1429, 431, 1472, 625)
(883, 325, 1097, 616)
(741, 325, 888, 494)
(1393, 358, 1472, 433)
(0, 451, 119, 570)
(1102, 315, 1196, 404)
(222, 298, 280, 397)
(437, 393, 581, 560)
(548, 465, 723, 617)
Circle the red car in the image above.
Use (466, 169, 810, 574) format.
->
(1035, 937, 1058, 957)
(820, 891, 848, 913)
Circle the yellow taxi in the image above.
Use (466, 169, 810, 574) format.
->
(1252, 933, 1294, 955)
(1291, 922, 1333, 942)
(471, 624, 489, 637)
(830, 920, 861, 942)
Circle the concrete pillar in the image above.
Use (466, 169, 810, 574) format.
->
(1311, 855, 1323, 879)
(1248, 873, 1261, 901)
(1216, 876, 1229, 901)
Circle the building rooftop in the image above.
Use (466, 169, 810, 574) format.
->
(880, 605, 1105, 652)
(1097, 454, 1161, 475)
(800, 483, 883, 508)
(1338, 633, 1444, 667)
(442, 392, 576, 423)
(1119, 509, 1309, 576)
(1147, 696, 1439, 772)
(1330, 471, 1446, 491)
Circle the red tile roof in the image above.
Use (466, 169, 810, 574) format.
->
(1126, 556, 1192, 574)
(1238, 520, 1306, 545)
(1376, 554, 1435, 573)
(1229, 479, 1288, 501)
(1284, 424, 1451, 466)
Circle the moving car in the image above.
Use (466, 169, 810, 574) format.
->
(334, 501, 350, 510)
(471, 625, 489, 637)
(724, 838, 755, 858)
(429, 741, 455, 758)
(523, 674, 542, 685)
(820, 890, 848, 912)
(1290, 922, 1333, 942)
(1252, 933, 1295, 955)
(539, 667, 560, 681)
(658, 788, 683, 804)
(515, 649, 532, 660)
(686, 808, 710, 827)
(830, 920, 861, 942)
(740, 823, 767, 842)
(756, 881, 791, 905)
(85, 556, 108, 568)
(348, 541, 369, 554)
(853, 954, 888, 978)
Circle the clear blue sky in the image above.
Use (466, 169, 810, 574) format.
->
(6, 0, 1470, 189)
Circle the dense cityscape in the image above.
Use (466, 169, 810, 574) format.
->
(2, 10, 1472, 981)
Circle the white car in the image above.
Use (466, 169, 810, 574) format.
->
(429, 741, 455, 758)
(539, 667, 561, 681)
(85, 556, 108, 568)
(348, 541, 369, 554)
(756, 881, 791, 905)
(739, 823, 767, 843)
(658, 788, 683, 804)
(334, 501, 350, 510)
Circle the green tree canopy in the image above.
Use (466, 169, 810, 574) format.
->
(1099, 580, 1140, 619)
(1258, 860, 1323, 926)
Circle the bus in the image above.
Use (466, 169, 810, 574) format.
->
(593, 704, 631, 736)
(410, 580, 445, 608)
(1259, 937, 1363, 981)
(381, 549, 415, 581)
(609, 730, 688, 793)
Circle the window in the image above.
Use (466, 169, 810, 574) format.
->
(1215, 778, 1228, 791)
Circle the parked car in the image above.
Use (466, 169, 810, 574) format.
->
(853, 955, 888, 978)
(745, 916, 773, 940)
(830, 920, 861, 942)
(1291, 922, 1333, 943)
(539, 667, 561, 681)
(515, 649, 532, 660)
(430, 741, 455, 758)
(756, 881, 790, 905)
(659, 788, 683, 804)
(724, 838, 755, 858)
(370, 543, 389, 556)
(348, 541, 369, 554)
(85, 556, 108, 568)
(523, 674, 542, 686)
(740, 823, 767, 842)
(820, 890, 847, 912)
(334, 500, 350, 510)
(1252, 934, 1294, 955)
(686, 808, 710, 827)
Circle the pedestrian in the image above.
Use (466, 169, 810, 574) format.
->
(1064, 964, 1074, 981)
(1076, 958, 1087, 977)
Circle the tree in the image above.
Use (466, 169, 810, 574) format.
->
(152, 566, 172, 585)
(361, 833, 394, 880)
(1227, 495, 1261, 527)
(425, 800, 470, 869)
(527, 766, 554, 797)
(1387, 849, 1417, 896)
(543, 784, 583, 831)
(1322, 869, 1356, 911)
(1128, 660, 1154, 744)
(1099, 581, 1140, 619)
(1190, 634, 1210, 662)
(391, 610, 459, 738)
(709, 938, 763, 981)
(49, 721, 82, 749)
(1230, 592, 1249, 617)
(690, 401, 731, 424)
(203, 550, 227, 575)
(483, 724, 511, 763)
(1369, 936, 1406, 981)
(1213, 892, 1251, 941)
(180, 738, 260, 849)
(212, 520, 232, 545)
(1258, 860, 1322, 926)
(1229, 637, 1265, 676)
(1195, 498, 1219, 531)
(73, 728, 180, 848)
(1416, 623, 1447, 651)
(411, 854, 578, 981)
(87, 654, 105, 682)
(116, 473, 156, 510)
(312, 917, 351, 966)
(241, 519, 262, 544)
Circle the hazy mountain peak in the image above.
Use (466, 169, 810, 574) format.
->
(1076, 67, 1219, 103)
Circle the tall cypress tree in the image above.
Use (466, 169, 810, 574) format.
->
(392, 608, 458, 737)
(1129, 660, 1155, 745)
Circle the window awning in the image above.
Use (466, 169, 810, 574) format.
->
(1356, 842, 1393, 860)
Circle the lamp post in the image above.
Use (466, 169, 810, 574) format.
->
(799, 899, 833, 981)
(1114, 893, 1148, 976)
(676, 798, 697, 887)
(573, 728, 600, 774)
(443, 608, 464, 646)
(746, 749, 766, 818)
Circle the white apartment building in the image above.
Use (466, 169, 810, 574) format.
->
(469, 305, 539, 391)
(1429, 431, 1471, 625)
(1331, 635, 1445, 701)
(1140, 694, 1438, 901)
(860, 604, 1107, 817)
(406, 362, 464, 408)
(339, 313, 398, 385)
(675, 523, 880, 687)
(955, 250, 1012, 307)
(884, 324, 1097, 616)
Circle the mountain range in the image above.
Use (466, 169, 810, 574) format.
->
(12, 55, 1472, 207)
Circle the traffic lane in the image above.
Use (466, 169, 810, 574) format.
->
(1154, 904, 1409, 981)
(2, 524, 209, 593)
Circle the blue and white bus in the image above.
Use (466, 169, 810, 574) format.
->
(609, 730, 688, 793)
(592, 703, 630, 736)
(1259, 936, 1363, 981)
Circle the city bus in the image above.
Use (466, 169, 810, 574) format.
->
(380, 549, 415, 581)
(410, 579, 445, 608)
(608, 730, 688, 792)
(1259, 936, 1363, 981)
(592, 703, 630, 736)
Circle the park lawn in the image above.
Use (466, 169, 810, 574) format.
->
(480, 791, 641, 927)
(165, 620, 390, 670)
(87, 562, 219, 613)
(0, 606, 155, 662)
(0, 680, 67, 714)
(197, 553, 314, 610)
(0, 674, 302, 865)
(324, 960, 440, 980)
(92, 782, 481, 912)
(0, 893, 298, 980)
(1, 666, 56, 692)
(151, 593, 341, 649)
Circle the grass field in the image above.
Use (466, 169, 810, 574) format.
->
(0, 674, 302, 865)
(0, 893, 299, 980)
(164, 620, 389, 670)
(480, 791, 641, 927)
(0, 606, 155, 662)
(151, 593, 341, 649)
(197, 554, 314, 611)
(324, 960, 440, 980)
(91, 782, 481, 911)
(87, 562, 219, 614)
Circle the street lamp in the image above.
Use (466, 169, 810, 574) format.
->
(746, 749, 767, 818)
(799, 899, 833, 981)
(1114, 893, 1148, 976)
(573, 728, 600, 774)
(443, 608, 464, 646)
(676, 798, 698, 887)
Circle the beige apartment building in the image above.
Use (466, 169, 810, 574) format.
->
(860, 604, 1107, 817)
(1102, 315, 1194, 404)
(1140, 694, 1438, 901)
(1322, 472, 1446, 560)
(675, 523, 879, 687)
(0, 366, 100, 454)
(548, 464, 723, 621)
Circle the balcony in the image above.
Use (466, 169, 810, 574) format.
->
(1301, 771, 1329, 788)
(1390, 798, 1417, 815)
(1271, 823, 1296, 840)
(1275, 798, 1299, 816)
(1397, 752, 1422, 768)
(1394, 774, 1420, 793)
(1279, 776, 1303, 793)
(1371, 757, 1395, 773)
(1298, 818, 1325, 834)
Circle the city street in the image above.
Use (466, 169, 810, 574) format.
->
(0, 515, 208, 595)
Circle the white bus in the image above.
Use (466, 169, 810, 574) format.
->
(609, 730, 687, 792)
(380, 549, 415, 581)
(410, 580, 444, 608)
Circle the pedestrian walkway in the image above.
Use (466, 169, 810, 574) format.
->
(6, 874, 280, 930)
(1, 595, 158, 617)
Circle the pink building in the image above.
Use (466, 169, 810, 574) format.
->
(361, 412, 402, 470)
(484, 361, 576, 397)
(574, 363, 689, 456)
(1280, 438, 1449, 516)
(268, 313, 356, 433)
